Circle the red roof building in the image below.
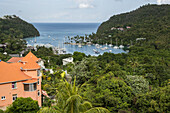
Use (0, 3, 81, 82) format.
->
(0, 51, 43, 110)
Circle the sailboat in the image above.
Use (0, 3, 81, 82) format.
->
(88, 43, 91, 46)
(119, 40, 124, 49)
(63, 41, 66, 54)
(109, 39, 113, 47)
(78, 44, 82, 48)
(34, 37, 37, 43)
(113, 38, 119, 49)
(105, 43, 108, 49)
(93, 49, 100, 54)
(93, 42, 100, 54)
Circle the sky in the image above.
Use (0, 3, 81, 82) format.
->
(0, 0, 170, 23)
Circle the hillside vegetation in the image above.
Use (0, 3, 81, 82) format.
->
(0, 15, 39, 55)
(94, 4, 170, 50)
(0, 15, 39, 39)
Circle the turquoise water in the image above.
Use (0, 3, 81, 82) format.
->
(25, 23, 125, 56)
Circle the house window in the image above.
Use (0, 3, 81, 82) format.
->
(12, 82, 17, 89)
(24, 84, 29, 91)
(1, 96, 6, 100)
(30, 84, 34, 91)
(34, 83, 37, 90)
(24, 83, 37, 91)
(38, 79, 39, 85)
(12, 94, 17, 102)
(37, 70, 40, 77)
(38, 90, 40, 96)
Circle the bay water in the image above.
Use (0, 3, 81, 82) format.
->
(25, 23, 125, 56)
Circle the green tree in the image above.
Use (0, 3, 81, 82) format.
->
(0, 109, 4, 113)
(5, 97, 39, 113)
(81, 74, 133, 113)
(53, 77, 110, 113)
(38, 107, 58, 113)
(69, 57, 101, 84)
(125, 75, 149, 95)
(134, 85, 170, 113)
(73, 52, 86, 62)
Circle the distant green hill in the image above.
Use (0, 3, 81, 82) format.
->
(0, 15, 39, 55)
(95, 4, 170, 49)
(0, 15, 39, 39)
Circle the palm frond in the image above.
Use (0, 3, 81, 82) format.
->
(65, 95, 82, 106)
(84, 107, 110, 113)
(38, 107, 61, 113)
(79, 101, 92, 112)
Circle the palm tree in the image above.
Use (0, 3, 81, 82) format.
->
(38, 107, 59, 113)
(40, 77, 110, 113)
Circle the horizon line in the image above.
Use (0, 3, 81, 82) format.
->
(31, 22, 101, 24)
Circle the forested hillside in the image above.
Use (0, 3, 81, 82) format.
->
(0, 15, 39, 55)
(0, 15, 39, 39)
(94, 4, 170, 49)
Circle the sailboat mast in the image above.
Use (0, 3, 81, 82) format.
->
(116, 38, 118, 46)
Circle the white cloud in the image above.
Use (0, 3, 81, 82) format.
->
(157, 0, 170, 4)
(78, 3, 94, 8)
(74, 0, 94, 3)
(72, 0, 94, 8)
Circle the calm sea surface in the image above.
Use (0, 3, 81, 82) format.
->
(25, 23, 125, 56)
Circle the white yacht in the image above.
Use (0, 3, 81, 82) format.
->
(119, 40, 124, 49)
(119, 45, 124, 49)
(113, 38, 119, 49)
(109, 44, 113, 47)
(101, 47, 106, 50)
(109, 39, 113, 47)
(93, 49, 100, 54)
(78, 44, 82, 48)
(113, 46, 119, 49)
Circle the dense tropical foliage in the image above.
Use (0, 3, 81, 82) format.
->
(0, 15, 39, 55)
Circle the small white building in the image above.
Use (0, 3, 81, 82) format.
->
(62, 57, 73, 65)
(38, 60, 45, 69)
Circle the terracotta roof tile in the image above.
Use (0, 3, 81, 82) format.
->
(0, 61, 31, 84)
(22, 51, 39, 62)
(22, 60, 41, 70)
(9, 62, 23, 68)
(23, 78, 37, 84)
(7, 57, 23, 63)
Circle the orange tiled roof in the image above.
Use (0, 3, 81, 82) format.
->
(23, 78, 37, 84)
(0, 61, 31, 84)
(9, 62, 23, 68)
(7, 57, 23, 63)
(22, 51, 39, 62)
(22, 60, 41, 70)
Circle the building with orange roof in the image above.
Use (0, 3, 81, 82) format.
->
(7, 57, 23, 63)
(0, 52, 44, 110)
(21, 51, 40, 63)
